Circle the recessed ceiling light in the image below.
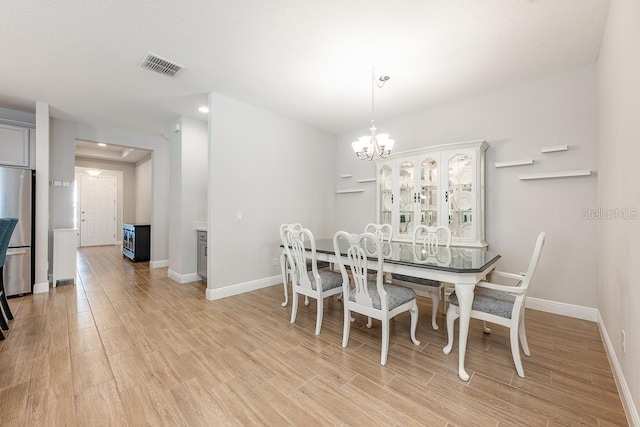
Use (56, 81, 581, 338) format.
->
(97, 143, 107, 147)
(198, 106, 209, 113)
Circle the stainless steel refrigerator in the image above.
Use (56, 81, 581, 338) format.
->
(0, 166, 35, 296)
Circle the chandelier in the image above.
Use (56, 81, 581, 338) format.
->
(351, 69, 395, 160)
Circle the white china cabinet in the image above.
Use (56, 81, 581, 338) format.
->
(376, 140, 488, 247)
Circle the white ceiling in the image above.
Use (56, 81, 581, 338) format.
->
(75, 139, 151, 164)
(0, 1, 610, 137)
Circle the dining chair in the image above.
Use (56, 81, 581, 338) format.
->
(280, 223, 332, 307)
(284, 226, 343, 335)
(392, 225, 451, 330)
(444, 232, 546, 377)
(333, 231, 420, 366)
(0, 218, 19, 339)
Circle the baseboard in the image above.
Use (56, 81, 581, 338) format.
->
(149, 259, 169, 268)
(167, 269, 202, 284)
(33, 282, 49, 294)
(525, 297, 597, 322)
(205, 275, 281, 301)
(597, 311, 639, 427)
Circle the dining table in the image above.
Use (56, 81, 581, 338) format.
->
(281, 237, 501, 381)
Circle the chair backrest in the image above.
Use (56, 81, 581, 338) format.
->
(0, 218, 19, 267)
(364, 223, 392, 258)
(283, 226, 319, 291)
(412, 225, 451, 257)
(333, 231, 386, 311)
(520, 232, 546, 290)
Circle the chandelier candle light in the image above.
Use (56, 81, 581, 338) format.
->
(352, 69, 395, 160)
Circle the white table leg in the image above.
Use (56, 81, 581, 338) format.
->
(454, 283, 474, 381)
(280, 252, 289, 307)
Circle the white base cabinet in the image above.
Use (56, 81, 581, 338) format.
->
(376, 140, 488, 247)
(52, 229, 78, 287)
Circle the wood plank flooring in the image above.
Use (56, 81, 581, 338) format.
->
(0, 245, 629, 426)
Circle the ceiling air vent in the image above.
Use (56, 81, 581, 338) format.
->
(139, 52, 184, 77)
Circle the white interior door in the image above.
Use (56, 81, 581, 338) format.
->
(80, 175, 117, 247)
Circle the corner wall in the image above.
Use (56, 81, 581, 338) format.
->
(206, 92, 337, 299)
(597, 0, 640, 423)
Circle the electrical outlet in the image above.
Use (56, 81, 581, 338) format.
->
(272, 257, 278, 266)
(622, 330, 626, 354)
(236, 211, 243, 221)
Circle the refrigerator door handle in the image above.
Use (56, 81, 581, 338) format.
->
(6, 249, 28, 256)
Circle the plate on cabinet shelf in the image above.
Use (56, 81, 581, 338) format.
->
(454, 192, 472, 211)
(383, 196, 392, 211)
(383, 178, 391, 190)
(458, 222, 472, 238)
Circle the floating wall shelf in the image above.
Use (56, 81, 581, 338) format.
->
(518, 170, 592, 180)
(494, 159, 534, 168)
(336, 189, 365, 194)
(340, 174, 353, 178)
(541, 145, 568, 153)
(357, 178, 376, 183)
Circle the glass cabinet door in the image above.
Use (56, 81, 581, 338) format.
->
(447, 153, 473, 240)
(378, 164, 393, 225)
(419, 157, 438, 227)
(398, 160, 414, 238)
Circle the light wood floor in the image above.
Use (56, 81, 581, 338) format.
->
(0, 245, 628, 426)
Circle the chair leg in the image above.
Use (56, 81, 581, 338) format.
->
(519, 316, 531, 356)
(0, 329, 4, 340)
(0, 307, 8, 331)
(381, 319, 390, 366)
(0, 273, 11, 320)
(304, 296, 310, 306)
(280, 254, 289, 307)
(510, 323, 525, 377)
(342, 308, 351, 348)
(482, 321, 491, 334)
(430, 291, 440, 331)
(290, 291, 299, 324)
(409, 301, 420, 346)
(366, 317, 373, 328)
(315, 297, 323, 335)
(443, 306, 459, 355)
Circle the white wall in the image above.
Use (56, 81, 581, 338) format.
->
(48, 118, 170, 264)
(207, 92, 336, 298)
(336, 65, 598, 309)
(134, 154, 152, 224)
(597, 0, 640, 422)
(168, 117, 207, 282)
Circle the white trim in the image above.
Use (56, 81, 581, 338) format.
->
(336, 189, 364, 194)
(597, 311, 639, 427)
(494, 159, 534, 168)
(167, 269, 202, 284)
(525, 297, 597, 321)
(541, 144, 568, 153)
(33, 282, 49, 294)
(518, 170, 592, 180)
(149, 259, 169, 268)
(205, 275, 281, 301)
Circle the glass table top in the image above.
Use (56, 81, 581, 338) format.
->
(312, 238, 501, 274)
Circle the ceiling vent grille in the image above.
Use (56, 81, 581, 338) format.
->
(139, 52, 184, 77)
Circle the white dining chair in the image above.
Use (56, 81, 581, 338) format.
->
(444, 232, 546, 377)
(333, 231, 420, 366)
(392, 225, 451, 330)
(284, 226, 343, 335)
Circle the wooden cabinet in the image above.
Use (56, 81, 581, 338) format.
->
(122, 224, 150, 262)
(197, 230, 207, 282)
(52, 229, 77, 287)
(376, 140, 488, 247)
(0, 122, 33, 168)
